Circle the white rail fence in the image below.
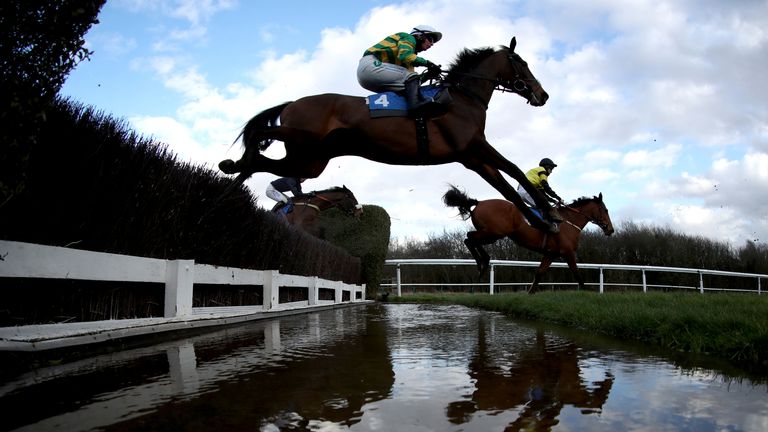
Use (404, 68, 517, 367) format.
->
(0, 240, 365, 320)
(383, 259, 765, 296)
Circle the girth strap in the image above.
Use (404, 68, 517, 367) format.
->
(414, 117, 429, 159)
(295, 202, 321, 211)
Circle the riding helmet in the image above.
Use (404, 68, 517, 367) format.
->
(411, 25, 443, 42)
(539, 158, 557, 168)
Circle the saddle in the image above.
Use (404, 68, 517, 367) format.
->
(365, 85, 452, 160)
(271, 202, 293, 214)
(365, 85, 452, 119)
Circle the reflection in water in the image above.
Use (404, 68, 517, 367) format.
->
(0, 303, 766, 431)
(449, 318, 614, 430)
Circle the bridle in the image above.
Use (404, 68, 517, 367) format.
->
(311, 192, 361, 216)
(561, 202, 610, 232)
(440, 48, 543, 109)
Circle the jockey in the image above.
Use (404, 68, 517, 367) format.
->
(266, 177, 306, 213)
(517, 158, 564, 211)
(357, 25, 443, 116)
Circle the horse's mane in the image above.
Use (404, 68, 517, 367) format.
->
(568, 196, 600, 207)
(446, 47, 499, 82)
(300, 186, 354, 198)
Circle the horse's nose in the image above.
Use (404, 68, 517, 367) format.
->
(541, 90, 549, 105)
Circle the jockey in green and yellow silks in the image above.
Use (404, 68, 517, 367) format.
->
(357, 25, 443, 116)
(517, 158, 564, 210)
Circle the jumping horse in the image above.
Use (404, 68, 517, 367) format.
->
(274, 186, 363, 238)
(443, 185, 615, 293)
(220, 37, 562, 233)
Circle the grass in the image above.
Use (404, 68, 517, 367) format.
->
(388, 291, 768, 366)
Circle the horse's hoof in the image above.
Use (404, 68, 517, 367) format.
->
(218, 159, 237, 174)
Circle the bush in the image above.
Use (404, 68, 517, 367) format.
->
(319, 205, 391, 298)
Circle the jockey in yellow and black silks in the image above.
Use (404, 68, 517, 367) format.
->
(517, 158, 564, 210)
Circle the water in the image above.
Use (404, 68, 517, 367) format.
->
(1, 304, 766, 431)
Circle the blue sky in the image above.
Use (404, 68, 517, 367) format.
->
(61, 0, 768, 248)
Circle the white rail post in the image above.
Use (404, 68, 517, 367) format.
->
(308, 276, 318, 305)
(489, 263, 495, 295)
(164, 259, 194, 318)
(396, 264, 402, 297)
(263, 270, 280, 310)
(699, 271, 704, 294)
(642, 269, 647, 293)
(335, 281, 343, 303)
(599, 267, 604, 294)
(758, 277, 762, 295)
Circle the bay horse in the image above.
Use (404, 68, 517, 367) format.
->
(219, 37, 562, 233)
(443, 185, 615, 293)
(273, 186, 363, 238)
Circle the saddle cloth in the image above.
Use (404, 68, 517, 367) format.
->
(365, 85, 445, 118)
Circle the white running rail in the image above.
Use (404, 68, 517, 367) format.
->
(383, 259, 765, 296)
(0, 240, 365, 318)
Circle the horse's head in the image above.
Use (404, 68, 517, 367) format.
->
(320, 186, 363, 219)
(503, 37, 549, 107)
(567, 193, 614, 235)
(587, 193, 614, 236)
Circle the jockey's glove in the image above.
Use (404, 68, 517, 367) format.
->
(425, 61, 442, 77)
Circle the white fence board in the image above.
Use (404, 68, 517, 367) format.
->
(0, 240, 367, 351)
(0, 240, 166, 283)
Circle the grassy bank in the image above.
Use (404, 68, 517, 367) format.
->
(389, 292, 768, 366)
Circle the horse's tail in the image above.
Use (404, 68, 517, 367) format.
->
(443, 185, 478, 221)
(236, 101, 292, 152)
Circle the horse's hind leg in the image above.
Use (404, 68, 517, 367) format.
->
(462, 233, 481, 268)
(220, 126, 324, 176)
(466, 231, 500, 275)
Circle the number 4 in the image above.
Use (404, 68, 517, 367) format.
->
(373, 94, 390, 107)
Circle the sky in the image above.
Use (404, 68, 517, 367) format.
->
(61, 0, 768, 248)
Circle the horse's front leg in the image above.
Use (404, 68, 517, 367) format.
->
(472, 141, 563, 223)
(529, 254, 554, 294)
(564, 252, 585, 290)
(462, 159, 558, 233)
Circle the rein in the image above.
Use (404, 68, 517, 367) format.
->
(304, 192, 358, 215)
(438, 50, 543, 109)
(562, 204, 606, 231)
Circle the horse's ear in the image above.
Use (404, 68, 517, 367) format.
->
(598, 192, 603, 201)
(509, 37, 517, 53)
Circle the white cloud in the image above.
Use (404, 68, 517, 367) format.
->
(622, 144, 681, 168)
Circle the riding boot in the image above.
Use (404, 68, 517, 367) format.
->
(404, 75, 431, 117)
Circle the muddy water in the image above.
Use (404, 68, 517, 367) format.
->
(1, 303, 766, 431)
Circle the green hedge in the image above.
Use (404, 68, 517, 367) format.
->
(318, 205, 391, 298)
